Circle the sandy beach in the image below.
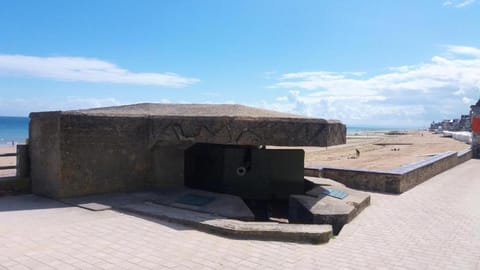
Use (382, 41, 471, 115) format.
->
(303, 131, 470, 170)
(0, 146, 16, 177)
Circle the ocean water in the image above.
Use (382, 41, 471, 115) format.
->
(0, 116, 29, 146)
(347, 126, 416, 135)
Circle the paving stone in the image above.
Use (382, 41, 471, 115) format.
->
(0, 160, 479, 269)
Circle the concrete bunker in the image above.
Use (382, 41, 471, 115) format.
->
(29, 103, 346, 199)
(29, 103, 368, 236)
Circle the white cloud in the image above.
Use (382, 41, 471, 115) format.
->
(443, 0, 476, 7)
(268, 46, 480, 127)
(446, 45, 480, 57)
(0, 54, 199, 87)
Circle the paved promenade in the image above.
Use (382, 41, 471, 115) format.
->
(0, 160, 479, 269)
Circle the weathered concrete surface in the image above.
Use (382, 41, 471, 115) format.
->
(30, 113, 150, 198)
(394, 151, 460, 192)
(29, 103, 346, 199)
(63, 188, 254, 221)
(306, 149, 472, 194)
(15, 144, 30, 178)
(305, 178, 371, 215)
(290, 177, 370, 234)
(149, 145, 187, 189)
(121, 201, 333, 244)
(320, 168, 401, 193)
(150, 188, 255, 221)
(456, 148, 472, 164)
(62, 188, 332, 243)
(289, 195, 351, 234)
(67, 103, 346, 147)
(29, 112, 62, 198)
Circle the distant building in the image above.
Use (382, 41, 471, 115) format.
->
(459, 114, 471, 131)
(430, 113, 472, 132)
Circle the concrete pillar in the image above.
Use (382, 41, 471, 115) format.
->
(16, 144, 30, 177)
(471, 102, 480, 159)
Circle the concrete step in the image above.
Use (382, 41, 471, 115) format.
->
(62, 189, 333, 244)
(289, 176, 370, 234)
(120, 201, 333, 244)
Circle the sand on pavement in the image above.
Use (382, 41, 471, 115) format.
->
(301, 131, 470, 170)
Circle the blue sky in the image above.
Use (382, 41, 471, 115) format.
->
(1, 0, 479, 128)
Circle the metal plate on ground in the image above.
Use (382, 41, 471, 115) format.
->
(175, 193, 215, 206)
(319, 188, 348, 199)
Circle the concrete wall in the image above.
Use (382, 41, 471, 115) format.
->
(321, 168, 402, 194)
(30, 114, 153, 198)
(397, 152, 458, 193)
(30, 112, 62, 198)
(147, 116, 346, 147)
(306, 149, 472, 194)
(150, 145, 186, 189)
(16, 144, 30, 178)
(59, 115, 150, 198)
(456, 148, 472, 164)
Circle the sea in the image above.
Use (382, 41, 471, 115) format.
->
(0, 116, 29, 147)
(346, 126, 418, 135)
(0, 116, 420, 147)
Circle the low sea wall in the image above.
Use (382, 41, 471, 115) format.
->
(305, 149, 472, 194)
